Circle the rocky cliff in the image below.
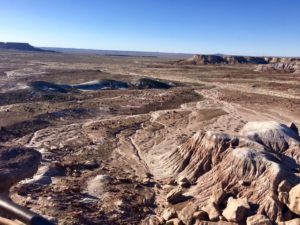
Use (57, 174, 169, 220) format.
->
(177, 54, 300, 67)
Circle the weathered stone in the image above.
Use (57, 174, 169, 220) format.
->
(246, 214, 272, 225)
(209, 184, 226, 205)
(238, 180, 251, 186)
(279, 218, 300, 225)
(289, 122, 299, 136)
(166, 188, 184, 204)
(222, 197, 250, 222)
(287, 184, 300, 215)
(202, 202, 220, 221)
(178, 202, 198, 225)
(194, 221, 237, 225)
(161, 208, 177, 221)
(193, 210, 208, 221)
(284, 218, 300, 225)
(178, 177, 191, 188)
(278, 180, 292, 192)
(219, 216, 226, 221)
(278, 191, 289, 204)
(165, 218, 183, 225)
(141, 215, 164, 225)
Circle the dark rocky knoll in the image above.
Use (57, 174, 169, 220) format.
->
(72, 79, 129, 90)
(135, 78, 174, 89)
(0, 42, 50, 52)
(29, 78, 174, 93)
(30, 81, 72, 93)
(0, 146, 41, 191)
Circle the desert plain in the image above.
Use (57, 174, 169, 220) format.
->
(0, 50, 299, 225)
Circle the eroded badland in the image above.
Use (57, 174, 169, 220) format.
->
(0, 51, 299, 225)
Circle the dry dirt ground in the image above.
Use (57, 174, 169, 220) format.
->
(0, 51, 299, 225)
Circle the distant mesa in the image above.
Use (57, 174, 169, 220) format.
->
(177, 54, 268, 65)
(177, 54, 300, 66)
(0, 42, 53, 52)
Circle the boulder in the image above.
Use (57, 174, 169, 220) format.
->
(178, 202, 198, 225)
(222, 197, 251, 222)
(161, 208, 177, 221)
(201, 202, 220, 221)
(166, 188, 185, 204)
(194, 221, 237, 225)
(281, 218, 300, 225)
(246, 214, 272, 225)
(193, 210, 209, 221)
(287, 184, 300, 215)
(178, 177, 191, 188)
(278, 192, 289, 204)
(165, 218, 183, 225)
(141, 215, 164, 225)
(86, 175, 112, 198)
(209, 184, 226, 205)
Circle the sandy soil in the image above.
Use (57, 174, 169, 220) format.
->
(0, 51, 299, 225)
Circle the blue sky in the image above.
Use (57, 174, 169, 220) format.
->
(0, 0, 299, 56)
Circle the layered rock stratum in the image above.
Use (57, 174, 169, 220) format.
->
(141, 121, 300, 224)
(0, 51, 299, 225)
(177, 54, 300, 68)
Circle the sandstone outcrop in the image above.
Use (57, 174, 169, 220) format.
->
(161, 208, 177, 221)
(279, 218, 300, 225)
(178, 202, 198, 225)
(153, 121, 300, 223)
(255, 61, 300, 74)
(165, 218, 184, 225)
(166, 188, 185, 204)
(177, 54, 300, 70)
(287, 184, 300, 215)
(222, 197, 251, 222)
(140, 215, 164, 225)
(193, 210, 209, 221)
(246, 214, 272, 225)
(201, 202, 220, 221)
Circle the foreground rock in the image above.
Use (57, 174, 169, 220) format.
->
(222, 197, 251, 222)
(140, 215, 164, 225)
(193, 211, 209, 221)
(178, 202, 198, 225)
(161, 208, 177, 221)
(154, 121, 300, 223)
(0, 146, 41, 191)
(287, 184, 300, 215)
(165, 218, 183, 225)
(279, 218, 300, 225)
(201, 202, 220, 221)
(246, 214, 272, 225)
(166, 188, 185, 204)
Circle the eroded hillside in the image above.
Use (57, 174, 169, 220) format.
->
(0, 51, 299, 225)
